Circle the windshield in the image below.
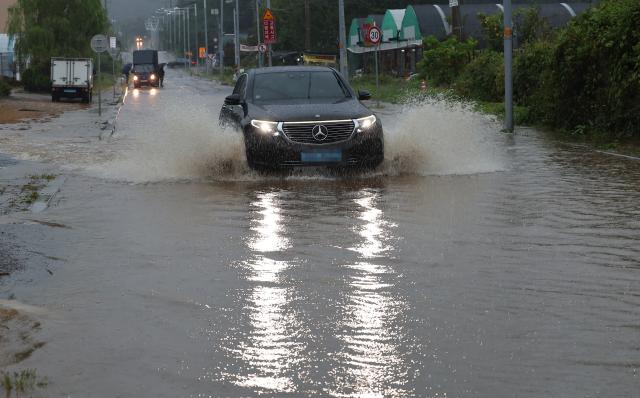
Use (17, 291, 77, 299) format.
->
(253, 71, 350, 102)
(133, 64, 155, 73)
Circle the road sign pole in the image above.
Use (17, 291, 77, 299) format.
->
(338, 0, 348, 77)
(375, 43, 379, 94)
(267, 0, 272, 66)
(256, 0, 262, 68)
(504, 0, 514, 132)
(112, 56, 115, 100)
(91, 34, 108, 117)
(98, 55, 101, 117)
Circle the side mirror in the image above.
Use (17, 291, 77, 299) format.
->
(358, 90, 372, 101)
(225, 93, 243, 105)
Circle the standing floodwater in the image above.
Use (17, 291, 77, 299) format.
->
(1, 70, 639, 397)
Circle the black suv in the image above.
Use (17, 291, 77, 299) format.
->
(219, 66, 383, 169)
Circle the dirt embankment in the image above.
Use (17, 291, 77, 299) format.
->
(0, 90, 89, 124)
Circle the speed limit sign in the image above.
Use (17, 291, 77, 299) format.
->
(368, 26, 382, 45)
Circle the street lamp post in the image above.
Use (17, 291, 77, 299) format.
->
(219, 0, 224, 74)
(193, 3, 199, 70)
(234, 0, 240, 68)
(187, 8, 191, 70)
(204, 0, 209, 73)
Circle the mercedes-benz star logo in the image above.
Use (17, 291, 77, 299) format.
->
(312, 125, 329, 141)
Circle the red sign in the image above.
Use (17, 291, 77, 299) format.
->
(368, 26, 382, 45)
(262, 9, 277, 44)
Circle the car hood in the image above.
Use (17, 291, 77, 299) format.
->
(247, 99, 373, 122)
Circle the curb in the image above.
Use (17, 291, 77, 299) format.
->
(98, 86, 127, 140)
(30, 176, 66, 213)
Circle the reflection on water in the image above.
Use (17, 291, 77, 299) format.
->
(225, 191, 303, 393)
(332, 191, 408, 397)
(248, 192, 290, 253)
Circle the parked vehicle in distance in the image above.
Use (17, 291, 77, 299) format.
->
(50, 58, 93, 103)
(219, 66, 384, 170)
(131, 50, 160, 88)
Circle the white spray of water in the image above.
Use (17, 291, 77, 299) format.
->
(17, 71, 502, 183)
(382, 99, 505, 176)
(88, 86, 250, 183)
(90, 94, 504, 182)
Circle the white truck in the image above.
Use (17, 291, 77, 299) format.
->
(50, 58, 94, 103)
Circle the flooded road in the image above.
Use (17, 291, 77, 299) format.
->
(1, 70, 639, 397)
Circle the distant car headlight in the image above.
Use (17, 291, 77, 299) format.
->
(356, 115, 377, 131)
(150, 74, 157, 80)
(251, 120, 279, 135)
(133, 75, 139, 81)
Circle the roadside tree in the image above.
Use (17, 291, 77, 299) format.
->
(8, 0, 109, 91)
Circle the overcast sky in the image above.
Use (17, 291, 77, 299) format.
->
(107, 0, 172, 24)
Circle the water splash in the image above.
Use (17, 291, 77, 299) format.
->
(382, 98, 505, 176)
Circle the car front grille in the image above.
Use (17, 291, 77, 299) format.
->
(282, 120, 355, 145)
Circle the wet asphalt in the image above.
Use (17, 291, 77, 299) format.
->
(0, 70, 639, 397)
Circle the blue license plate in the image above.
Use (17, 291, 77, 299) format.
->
(64, 89, 76, 93)
(301, 151, 342, 162)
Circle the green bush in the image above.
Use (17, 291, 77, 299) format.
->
(21, 67, 50, 92)
(477, 12, 503, 52)
(514, 7, 554, 47)
(417, 36, 477, 86)
(455, 50, 504, 102)
(548, 0, 640, 138)
(0, 79, 11, 97)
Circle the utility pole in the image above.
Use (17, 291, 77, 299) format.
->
(234, 0, 240, 69)
(304, 0, 311, 52)
(451, 0, 463, 41)
(503, 0, 514, 132)
(338, 0, 347, 77)
(183, 10, 187, 67)
(204, 0, 209, 73)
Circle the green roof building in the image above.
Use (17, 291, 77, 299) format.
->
(381, 9, 405, 42)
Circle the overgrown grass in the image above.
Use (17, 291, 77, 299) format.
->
(475, 101, 533, 126)
(1, 369, 47, 398)
(191, 68, 236, 86)
(350, 75, 425, 104)
(0, 79, 11, 97)
(94, 73, 118, 92)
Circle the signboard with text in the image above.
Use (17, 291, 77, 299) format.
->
(262, 9, 277, 44)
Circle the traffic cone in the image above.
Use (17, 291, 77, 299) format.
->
(420, 80, 428, 91)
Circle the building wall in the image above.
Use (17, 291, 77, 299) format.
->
(0, 0, 18, 33)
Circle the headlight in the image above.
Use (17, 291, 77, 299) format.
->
(133, 75, 139, 81)
(150, 74, 156, 80)
(251, 120, 278, 135)
(356, 115, 377, 130)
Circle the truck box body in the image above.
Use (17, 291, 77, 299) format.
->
(50, 58, 93, 102)
(133, 50, 158, 66)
